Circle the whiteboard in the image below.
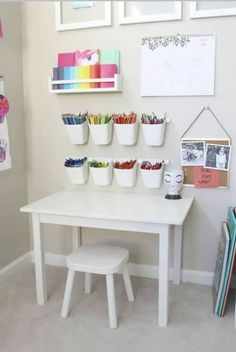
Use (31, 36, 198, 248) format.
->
(141, 34, 215, 96)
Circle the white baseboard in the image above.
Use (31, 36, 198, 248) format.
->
(40, 252, 215, 286)
(0, 252, 32, 283)
(45, 252, 66, 267)
(3, 251, 234, 288)
(127, 262, 214, 286)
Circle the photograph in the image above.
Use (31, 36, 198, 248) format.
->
(181, 141, 205, 166)
(205, 144, 231, 171)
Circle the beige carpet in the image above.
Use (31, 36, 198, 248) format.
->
(0, 264, 235, 352)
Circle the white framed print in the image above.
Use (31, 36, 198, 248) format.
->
(118, 1, 182, 25)
(189, 1, 236, 19)
(55, 1, 111, 31)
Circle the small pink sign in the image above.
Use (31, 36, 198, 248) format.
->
(193, 166, 220, 188)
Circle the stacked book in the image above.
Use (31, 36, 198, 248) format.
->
(52, 49, 119, 90)
(213, 207, 236, 316)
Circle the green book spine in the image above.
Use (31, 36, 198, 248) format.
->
(99, 49, 120, 73)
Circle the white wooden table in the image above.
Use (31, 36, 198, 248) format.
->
(21, 190, 193, 327)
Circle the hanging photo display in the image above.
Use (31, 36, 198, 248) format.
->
(181, 139, 231, 189)
(0, 77, 12, 171)
(180, 107, 231, 189)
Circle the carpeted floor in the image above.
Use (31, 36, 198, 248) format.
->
(0, 264, 235, 352)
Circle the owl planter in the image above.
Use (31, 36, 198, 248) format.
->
(164, 170, 184, 200)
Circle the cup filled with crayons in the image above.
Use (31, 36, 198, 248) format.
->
(141, 112, 166, 146)
(89, 158, 113, 186)
(62, 112, 88, 144)
(113, 159, 137, 187)
(140, 159, 164, 189)
(113, 111, 138, 145)
(64, 156, 88, 184)
(88, 113, 113, 145)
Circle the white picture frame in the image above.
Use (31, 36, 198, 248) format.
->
(189, 1, 236, 19)
(118, 1, 182, 25)
(55, 1, 111, 31)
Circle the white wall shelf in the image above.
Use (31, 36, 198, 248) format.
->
(48, 74, 122, 94)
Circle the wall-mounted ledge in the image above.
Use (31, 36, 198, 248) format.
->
(48, 74, 122, 94)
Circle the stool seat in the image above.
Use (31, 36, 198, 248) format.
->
(61, 244, 134, 328)
(67, 245, 129, 274)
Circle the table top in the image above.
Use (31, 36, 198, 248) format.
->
(20, 190, 194, 226)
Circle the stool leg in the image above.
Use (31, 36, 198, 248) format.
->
(61, 269, 75, 318)
(106, 274, 117, 329)
(123, 266, 134, 302)
(85, 272, 92, 294)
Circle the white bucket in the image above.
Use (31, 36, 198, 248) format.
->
(89, 158, 112, 186)
(113, 159, 137, 187)
(114, 122, 138, 145)
(142, 122, 166, 146)
(89, 119, 113, 145)
(65, 120, 88, 144)
(140, 160, 164, 189)
(66, 159, 88, 184)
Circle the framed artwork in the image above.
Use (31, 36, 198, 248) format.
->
(55, 1, 111, 31)
(189, 1, 236, 19)
(118, 1, 182, 25)
(0, 77, 12, 171)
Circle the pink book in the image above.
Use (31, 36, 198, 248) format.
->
(58, 52, 75, 67)
(100, 64, 118, 88)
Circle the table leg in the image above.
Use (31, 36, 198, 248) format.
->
(32, 213, 47, 305)
(173, 225, 183, 285)
(159, 225, 170, 327)
(72, 227, 81, 249)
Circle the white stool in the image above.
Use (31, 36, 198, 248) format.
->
(61, 245, 134, 329)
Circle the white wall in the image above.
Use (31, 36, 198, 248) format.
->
(22, 2, 236, 272)
(0, 2, 29, 269)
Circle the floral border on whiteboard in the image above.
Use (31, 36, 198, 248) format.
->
(142, 35, 190, 51)
(55, 1, 111, 31)
(118, 1, 182, 25)
(189, 1, 236, 19)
